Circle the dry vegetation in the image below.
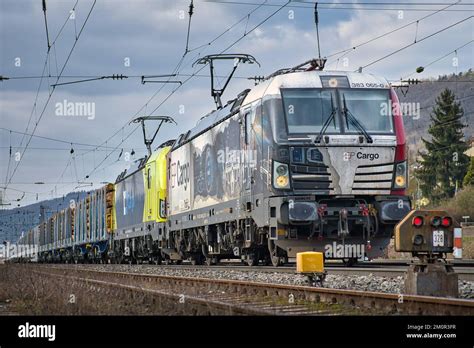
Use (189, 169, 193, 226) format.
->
(0, 264, 208, 315)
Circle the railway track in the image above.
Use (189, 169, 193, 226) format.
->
(32, 265, 474, 315)
(45, 260, 474, 280)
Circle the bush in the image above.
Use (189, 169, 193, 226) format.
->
(436, 186, 474, 222)
(463, 157, 474, 187)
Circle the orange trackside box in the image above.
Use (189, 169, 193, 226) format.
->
(296, 252, 324, 274)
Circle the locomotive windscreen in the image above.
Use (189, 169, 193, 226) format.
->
(281, 88, 393, 135)
(281, 89, 338, 134)
(339, 89, 393, 133)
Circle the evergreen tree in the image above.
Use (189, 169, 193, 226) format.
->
(414, 89, 469, 204)
(464, 157, 474, 187)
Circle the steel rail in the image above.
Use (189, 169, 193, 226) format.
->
(33, 265, 474, 315)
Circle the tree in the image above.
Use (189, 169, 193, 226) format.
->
(464, 157, 474, 187)
(414, 89, 469, 204)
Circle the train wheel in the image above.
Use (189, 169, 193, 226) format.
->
(268, 239, 284, 267)
(191, 255, 203, 266)
(204, 257, 216, 266)
(152, 255, 162, 265)
(244, 253, 259, 267)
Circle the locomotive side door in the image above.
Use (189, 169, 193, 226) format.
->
(240, 106, 255, 212)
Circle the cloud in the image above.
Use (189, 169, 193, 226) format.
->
(1, 0, 472, 205)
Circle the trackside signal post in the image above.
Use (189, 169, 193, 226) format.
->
(395, 210, 459, 297)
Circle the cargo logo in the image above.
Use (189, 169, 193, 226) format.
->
(343, 152, 379, 161)
(18, 322, 56, 342)
(55, 99, 95, 120)
(324, 242, 365, 259)
(176, 161, 190, 190)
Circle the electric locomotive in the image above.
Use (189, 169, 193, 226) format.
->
(167, 61, 411, 266)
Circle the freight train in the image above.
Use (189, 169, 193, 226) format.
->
(12, 63, 411, 266)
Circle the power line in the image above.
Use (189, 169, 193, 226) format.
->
(3, 131, 13, 197)
(81, 124, 141, 180)
(80, 1, 271, 180)
(87, 1, 284, 178)
(0, 182, 102, 185)
(188, 0, 268, 52)
(0, 128, 132, 150)
(4, 0, 97, 193)
(0, 147, 128, 152)
(201, 0, 473, 11)
(415, 94, 474, 111)
(51, 74, 128, 87)
(326, 0, 462, 66)
(401, 40, 474, 80)
(3, 72, 254, 81)
(294, 0, 471, 5)
(2, 1, 81, 205)
(207, 0, 472, 5)
(358, 16, 473, 70)
(148, 0, 290, 117)
(17, 0, 80, 153)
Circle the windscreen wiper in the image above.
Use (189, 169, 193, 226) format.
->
(314, 94, 337, 143)
(342, 94, 373, 144)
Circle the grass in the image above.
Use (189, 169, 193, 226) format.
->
(462, 236, 474, 259)
(0, 264, 204, 315)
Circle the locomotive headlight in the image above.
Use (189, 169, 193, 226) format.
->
(276, 175, 289, 187)
(395, 175, 405, 187)
(393, 161, 407, 189)
(276, 164, 288, 176)
(273, 161, 290, 189)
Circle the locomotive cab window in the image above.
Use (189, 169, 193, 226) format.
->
(281, 89, 338, 134)
(340, 89, 393, 134)
(245, 111, 252, 144)
(147, 168, 151, 190)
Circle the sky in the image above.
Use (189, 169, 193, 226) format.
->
(0, 0, 473, 207)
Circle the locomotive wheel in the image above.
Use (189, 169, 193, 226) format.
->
(152, 254, 162, 265)
(244, 253, 259, 267)
(191, 255, 203, 266)
(116, 254, 124, 264)
(205, 257, 216, 266)
(271, 256, 280, 267)
(268, 239, 285, 267)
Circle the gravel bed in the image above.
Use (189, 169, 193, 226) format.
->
(59, 264, 474, 299)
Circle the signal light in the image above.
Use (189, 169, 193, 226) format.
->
(430, 216, 441, 227)
(412, 216, 423, 227)
(441, 216, 452, 227)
